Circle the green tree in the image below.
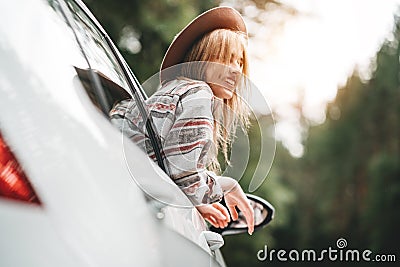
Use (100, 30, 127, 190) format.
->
(279, 10, 400, 262)
(223, 9, 400, 267)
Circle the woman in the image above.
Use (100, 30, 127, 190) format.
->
(110, 7, 254, 234)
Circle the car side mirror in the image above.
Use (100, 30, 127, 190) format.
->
(210, 194, 275, 236)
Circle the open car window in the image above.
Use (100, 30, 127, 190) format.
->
(61, 0, 168, 173)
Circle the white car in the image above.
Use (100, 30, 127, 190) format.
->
(0, 0, 274, 266)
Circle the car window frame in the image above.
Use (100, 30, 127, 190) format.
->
(57, 0, 168, 174)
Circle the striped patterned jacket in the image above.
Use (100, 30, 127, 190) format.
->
(110, 78, 223, 205)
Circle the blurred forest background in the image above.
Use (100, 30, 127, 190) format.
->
(84, 0, 399, 266)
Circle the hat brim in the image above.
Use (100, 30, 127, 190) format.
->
(160, 7, 247, 77)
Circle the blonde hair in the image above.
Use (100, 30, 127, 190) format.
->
(182, 29, 250, 173)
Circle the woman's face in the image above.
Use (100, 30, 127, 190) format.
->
(205, 49, 244, 99)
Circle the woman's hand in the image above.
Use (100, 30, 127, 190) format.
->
(218, 176, 255, 235)
(196, 203, 230, 229)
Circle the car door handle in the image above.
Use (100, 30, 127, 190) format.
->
(201, 231, 224, 251)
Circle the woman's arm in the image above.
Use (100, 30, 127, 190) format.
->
(196, 176, 255, 234)
(162, 83, 224, 205)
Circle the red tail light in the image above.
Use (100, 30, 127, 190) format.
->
(0, 133, 41, 205)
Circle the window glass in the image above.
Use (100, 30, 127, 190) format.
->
(66, 0, 130, 91)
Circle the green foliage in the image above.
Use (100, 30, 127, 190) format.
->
(224, 10, 400, 267)
(275, 11, 399, 260)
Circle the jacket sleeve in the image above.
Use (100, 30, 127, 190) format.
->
(162, 85, 223, 205)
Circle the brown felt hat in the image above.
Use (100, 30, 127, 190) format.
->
(160, 6, 247, 77)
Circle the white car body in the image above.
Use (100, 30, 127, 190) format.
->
(0, 0, 225, 266)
